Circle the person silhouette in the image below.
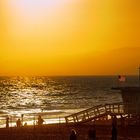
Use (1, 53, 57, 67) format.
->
(70, 129, 77, 140)
(111, 124, 117, 140)
(16, 119, 21, 127)
(6, 116, 9, 128)
(37, 115, 44, 126)
(24, 122, 27, 127)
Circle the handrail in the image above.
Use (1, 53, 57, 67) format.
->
(65, 102, 125, 124)
(66, 102, 123, 118)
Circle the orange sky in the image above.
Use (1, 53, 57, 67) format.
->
(0, 0, 140, 76)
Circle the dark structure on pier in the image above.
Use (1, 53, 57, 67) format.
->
(112, 87, 140, 114)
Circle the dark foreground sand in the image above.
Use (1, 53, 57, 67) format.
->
(0, 122, 140, 140)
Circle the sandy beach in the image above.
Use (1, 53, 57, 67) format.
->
(0, 122, 140, 140)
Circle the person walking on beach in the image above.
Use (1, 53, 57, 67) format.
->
(16, 119, 21, 127)
(6, 116, 9, 128)
(111, 124, 118, 140)
(70, 129, 77, 140)
(37, 115, 44, 126)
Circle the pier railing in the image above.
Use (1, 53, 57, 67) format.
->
(65, 102, 124, 124)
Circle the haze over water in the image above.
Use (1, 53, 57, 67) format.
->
(0, 76, 138, 127)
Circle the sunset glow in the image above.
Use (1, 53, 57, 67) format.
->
(0, 0, 140, 76)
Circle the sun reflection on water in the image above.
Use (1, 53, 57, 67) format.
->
(0, 76, 124, 127)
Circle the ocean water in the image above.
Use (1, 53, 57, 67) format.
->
(0, 76, 139, 127)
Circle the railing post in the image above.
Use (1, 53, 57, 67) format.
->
(65, 117, 68, 124)
(86, 111, 90, 119)
(76, 115, 78, 122)
(97, 108, 100, 115)
(118, 104, 120, 113)
(94, 109, 97, 116)
(112, 104, 114, 113)
(73, 115, 76, 123)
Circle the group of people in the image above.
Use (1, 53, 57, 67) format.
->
(5, 114, 120, 139)
(6, 116, 23, 128)
(6, 115, 44, 128)
(69, 116, 119, 140)
(69, 125, 117, 140)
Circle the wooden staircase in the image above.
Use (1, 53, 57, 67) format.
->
(65, 102, 124, 124)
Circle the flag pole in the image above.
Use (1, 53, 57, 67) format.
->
(139, 67, 140, 87)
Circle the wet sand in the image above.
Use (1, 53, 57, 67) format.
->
(0, 122, 140, 140)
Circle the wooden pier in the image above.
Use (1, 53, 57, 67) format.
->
(65, 102, 125, 124)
